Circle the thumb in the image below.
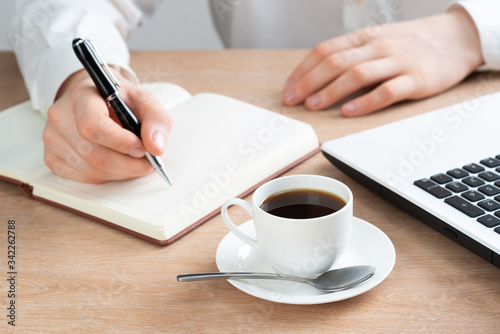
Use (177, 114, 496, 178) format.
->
(122, 85, 173, 157)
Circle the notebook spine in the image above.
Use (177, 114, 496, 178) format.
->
(19, 183, 34, 199)
(0, 175, 34, 199)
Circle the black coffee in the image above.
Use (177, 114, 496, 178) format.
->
(260, 188, 346, 219)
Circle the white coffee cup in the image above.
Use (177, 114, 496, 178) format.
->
(221, 174, 353, 277)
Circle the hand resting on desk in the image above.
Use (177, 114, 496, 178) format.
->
(283, 8, 483, 117)
(43, 69, 173, 184)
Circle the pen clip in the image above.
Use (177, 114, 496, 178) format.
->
(85, 39, 121, 88)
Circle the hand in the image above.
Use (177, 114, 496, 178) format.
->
(43, 69, 173, 183)
(282, 8, 483, 116)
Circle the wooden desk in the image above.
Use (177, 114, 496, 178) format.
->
(1, 51, 499, 333)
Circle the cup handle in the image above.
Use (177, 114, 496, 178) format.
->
(221, 198, 261, 251)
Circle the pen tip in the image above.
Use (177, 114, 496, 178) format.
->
(144, 152, 172, 186)
(158, 168, 172, 186)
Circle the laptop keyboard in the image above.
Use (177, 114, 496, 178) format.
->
(414, 156, 500, 236)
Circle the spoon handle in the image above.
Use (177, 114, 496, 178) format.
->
(177, 272, 303, 283)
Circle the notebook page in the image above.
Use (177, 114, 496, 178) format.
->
(0, 102, 50, 182)
(31, 92, 318, 240)
(143, 82, 191, 110)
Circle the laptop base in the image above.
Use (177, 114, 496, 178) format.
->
(322, 150, 500, 269)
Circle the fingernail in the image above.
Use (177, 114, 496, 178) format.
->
(285, 79, 295, 90)
(343, 103, 357, 115)
(283, 91, 295, 104)
(153, 131, 167, 151)
(129, 147, 145, 158)
(307, 95, 321, 109)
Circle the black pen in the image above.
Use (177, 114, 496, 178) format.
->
(72, 38, 172, 186)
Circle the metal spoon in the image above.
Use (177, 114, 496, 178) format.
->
(177, 265, 375, 292)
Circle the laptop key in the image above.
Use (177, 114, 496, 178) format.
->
(445, 196, 485, 217)
(414, 179, 451, 198)
(495, 226, 500, 235)
(431, 173, 452, 184)
(463, 163, 485, 173)
(462, 176, 485, 187)
(477, 199, 500, 211)
(478, 171, 500, 182)
(427, 186, 452, 199)
(446, 181, 468, 193)
(478, 184, 500, 196)
(447, 168, 469, 179)
(480, 157, 500, 168)
(477, 214, 500, 227)
(414, 178, 437, 191)
(461, 190, 485, 202)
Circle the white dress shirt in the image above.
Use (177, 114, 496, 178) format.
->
(8, 0, 500, 116)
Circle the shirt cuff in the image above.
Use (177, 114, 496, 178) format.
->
(451, 1, 500, 71)
(28, 12, 137, 117)
(35, 42, 135, 118)
(35, 48, 136, 118)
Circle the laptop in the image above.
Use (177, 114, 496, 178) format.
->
(321, 91, 500, 269)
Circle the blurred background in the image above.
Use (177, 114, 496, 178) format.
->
(1, 0, 449, 51)
(0, 0, 224, 51)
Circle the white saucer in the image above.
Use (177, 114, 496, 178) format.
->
(215, 217, 395, 305)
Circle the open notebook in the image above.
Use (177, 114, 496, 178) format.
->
(0, 83, 319, 245)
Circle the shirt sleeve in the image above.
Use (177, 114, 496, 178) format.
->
(452, 0, 500, 71)
(8, 0, 156, 116)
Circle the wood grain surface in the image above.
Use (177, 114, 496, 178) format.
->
(0, 51, 499, 333)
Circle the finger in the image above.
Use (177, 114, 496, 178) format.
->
(43, 127, 122, 183)
(285, 29, 374, 88)
(46, 99, 95, 164)
(284, 45, 383, 106)
(123, 86, 173, 156)
(304, 57, 402, 110)
(71, 86, 146, 158)
(46, 152, 108, 184)
(43, 123, 87, 174)
(45, 152, 132, 184)
(45, 115, 153, 180)
(79, 142, 153, 178)
(46, 136, 153, 182)
(341, 74, 417, 117)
